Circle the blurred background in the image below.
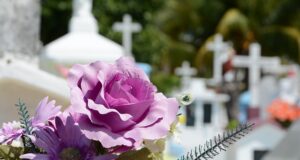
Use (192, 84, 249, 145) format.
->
(0, 0, 300, 160)
(41, 0, 300, 93)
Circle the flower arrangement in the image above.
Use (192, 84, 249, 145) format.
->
(0, 57, 252, 160)
(268, 99, 300, 128)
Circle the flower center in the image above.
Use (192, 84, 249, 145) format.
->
(59, 147, 82, 160)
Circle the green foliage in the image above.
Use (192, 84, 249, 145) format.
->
(150, 72, 180, 94)
(154, 0, 300, 76)
(117, 148, 156, 160)
(41, 0, 300, 91)
(0, 145, 23, 160)
(226, 120, 239, 130)
(15, 100, 32, 135)
(41, 0, 72, 44)
(15, 100, 37, 153)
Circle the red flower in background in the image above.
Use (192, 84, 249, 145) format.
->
(268, 99, 300, 122)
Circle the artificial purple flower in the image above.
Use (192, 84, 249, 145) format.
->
(0, 97, 60, 146)
(20, 115, 115, 160)
(0, 121, 23, 146)
(67, 57, 179, 150)
(31, 97, 61, 128)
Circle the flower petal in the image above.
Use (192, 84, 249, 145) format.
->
(137, 93, 179, 140)
(88, 100, 136, 132)
(20, 153, 50, 160)
(116, 57, 150, 82)
(77, 115, 133, 148)
(55, 116, 90, 148)
(31, 97, 61, 127)
(35, 127, 60, 156)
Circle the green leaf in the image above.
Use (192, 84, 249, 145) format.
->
(117, 148, 155, 160)
(0, 145, 24, 160)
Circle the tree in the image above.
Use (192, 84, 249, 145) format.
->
(195, 0, 300, 76)
(41, 0, 179, 93)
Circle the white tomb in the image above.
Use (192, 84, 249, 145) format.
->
(40, 0, 124, 75)
(189, 78, 229, 127)
(226, 123, 285, 160)
(232, 43, 281, 111)
(173, 78, 229, 148)
(113, 14, 141, 57)
(207, 34, 231, 85)
(0, 54, 69, 123)
(171, 62, 230, 160)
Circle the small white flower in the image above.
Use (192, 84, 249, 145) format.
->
(177, 93, 194, 106)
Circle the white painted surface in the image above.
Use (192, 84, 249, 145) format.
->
(41, 0, 124, 75)
(0, 54, 69, 123)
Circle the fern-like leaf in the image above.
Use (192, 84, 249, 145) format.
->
(178, 123, 254, 160)
(15, 99, 33, 135)
(15, 99, 37, 153)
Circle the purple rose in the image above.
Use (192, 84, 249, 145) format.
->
(67, 57, 178, 150)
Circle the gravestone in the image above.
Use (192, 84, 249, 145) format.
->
(177, 78, 229, 149)
(112, 14, 152, 75)
(113, 14, 142, 57)
(263, 120, 300, 160)
(206, 34, 231, 84)
(175, 61, 197, 126)
(0, 0, 41, 55)
(279, 74, 299, 104)
(175, 61, 197, 90)
(0, 54, 69, 124)
(259, 76, 279, 120)
(169, 78, 229, 160)
(226, 123, 285, 160)
(232, 43, 281, 119)
(41, 0, 124, 76)
(189, 79, 229, 128)
(263, 64, 300, 105)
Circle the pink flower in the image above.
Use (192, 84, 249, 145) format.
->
(67, 57, 179, 150)
(31, 97, 62, 128)
(0, 121, 23, 146)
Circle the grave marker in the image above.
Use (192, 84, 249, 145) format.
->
(232, 43, 281, 119)
(113, 14, 142, 57)
(207, 34, 231, 84)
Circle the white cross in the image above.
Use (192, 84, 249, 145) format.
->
(232, 43, 281, 108)
(73, 0, 92, 16)
(175, 61, 197, 89)
(207, 34, 231, 84)
(113, 14, 142, 57)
